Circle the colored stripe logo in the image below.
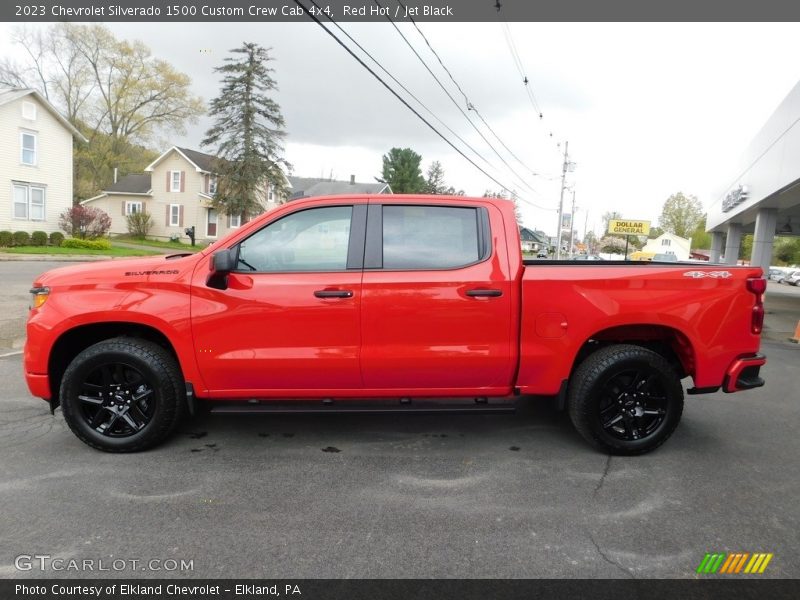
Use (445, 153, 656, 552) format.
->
(696, 552, 773, 574)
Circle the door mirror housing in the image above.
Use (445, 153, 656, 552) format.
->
(211, 247, 237, 274)
(208, 247, 238, 289)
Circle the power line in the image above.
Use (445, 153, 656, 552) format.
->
(375, 0, 540, 197)
(293, 0, 555, 211)
(310, 12, 495, 172)
(394, 0, 556, 182)
(502, 23, 542, 117)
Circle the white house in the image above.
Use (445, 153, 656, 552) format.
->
(84, 147, 392, 243)
(0, 87, 86, 234)
(641, 232, 692, 261)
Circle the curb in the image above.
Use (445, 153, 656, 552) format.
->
(0, 254, 134, 262)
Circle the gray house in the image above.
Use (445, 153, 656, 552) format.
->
(287, 175, 391, 199)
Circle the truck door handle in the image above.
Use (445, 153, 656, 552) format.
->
(466, 289, 503, 297)
(314, 290, 353, 298)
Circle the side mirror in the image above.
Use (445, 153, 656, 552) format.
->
(208, 247, 237, 290)
(211, 248, 237, 274)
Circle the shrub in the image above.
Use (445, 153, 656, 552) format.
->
(49, 231, 65, 247)
(59, 205, 112, 239)
(31, 231, 48, 246)
(13, 231, 30, 247)
(126, 211, 153, 239)
(169, 234, 181, 243)
(61, 237, 112, 250)
(0, 231, 12, 247)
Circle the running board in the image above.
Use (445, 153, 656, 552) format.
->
(209, 398, 517, 415)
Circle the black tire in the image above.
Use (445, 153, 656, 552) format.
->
(568, 344, 684, 455)
(60, 338, 184, 452)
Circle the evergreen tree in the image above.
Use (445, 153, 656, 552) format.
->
(202, 43, 289, 217)
(379, 148, 425, 193)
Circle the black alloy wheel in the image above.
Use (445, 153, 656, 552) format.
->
(60, 338, 184, 452)
(568, 344, 684, 455)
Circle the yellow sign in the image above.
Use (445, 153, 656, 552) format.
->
(608, 219, 651, 236)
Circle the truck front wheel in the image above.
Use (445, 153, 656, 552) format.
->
(60, 338, 183, 452)
(568, 344, 684, 455)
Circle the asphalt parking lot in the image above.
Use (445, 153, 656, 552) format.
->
(1, 259, 799, 580)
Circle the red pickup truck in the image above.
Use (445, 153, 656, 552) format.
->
(24, 195, 766, 454)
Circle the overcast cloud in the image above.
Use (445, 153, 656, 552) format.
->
(2, 21, 800, 236)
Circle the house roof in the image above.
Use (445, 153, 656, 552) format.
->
(145, 146, 219, 173)
(287, 176, 391, 199)
(0, 87, 87, 142)
(106, 173, 152, 194)
(519, 226, 550, 245)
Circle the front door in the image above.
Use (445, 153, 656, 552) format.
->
(191, 204, 366, 395)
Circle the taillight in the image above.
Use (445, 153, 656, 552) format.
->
(746, 278, 766, 334)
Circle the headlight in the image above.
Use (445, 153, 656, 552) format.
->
(29, 286, 50, 309)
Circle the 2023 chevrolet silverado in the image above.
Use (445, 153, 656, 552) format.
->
(24, 195, 766, 454)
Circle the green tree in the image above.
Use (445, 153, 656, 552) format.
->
(647, 226, 665, 239)
(379, 148, 425, 194)
(739, 234, 753, 261)
(424, 161, 447, 194)
(202, 43, 289, 218)
(690, 214, 711, 249)
(659, 192, 703, 238)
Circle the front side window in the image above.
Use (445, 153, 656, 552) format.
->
(21, 132, 36, 165)
(382, 205, 480, 269)
(209, 176, 218, 195)
(662, 238, 671, 246)
(229, 214, 241, 228)
(126, 201, 142, 215)
(171, 171, 181, 192)
(169, 204, 180, 226)
(12, 183, 45, 220)
(236, 206, 352, 272)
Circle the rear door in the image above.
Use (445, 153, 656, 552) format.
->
(359, 201, 516, 394)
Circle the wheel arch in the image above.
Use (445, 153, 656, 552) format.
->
(571, 324, 696, 382)
(48, 322, 184, 409)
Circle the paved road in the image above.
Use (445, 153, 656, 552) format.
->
(1, 341, 798, 579)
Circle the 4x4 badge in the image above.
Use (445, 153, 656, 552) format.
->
(683, 271, 732, 279)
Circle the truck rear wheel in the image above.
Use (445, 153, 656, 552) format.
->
(568, 344, 684, 455)
(60, 338, 183, 452)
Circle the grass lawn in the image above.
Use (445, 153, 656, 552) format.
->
(113, 235, 207, 251)
(0, 246, 160, 257)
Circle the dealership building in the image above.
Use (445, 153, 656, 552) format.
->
(707, 81, 800, 273)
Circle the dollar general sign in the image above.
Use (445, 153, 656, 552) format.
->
(608, 219, 651, 236)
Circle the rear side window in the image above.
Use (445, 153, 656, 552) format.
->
(382, 205, 481, 269)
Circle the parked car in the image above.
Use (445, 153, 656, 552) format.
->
(652, 253, 679, 262)
(768, 268, 787, 282)
(780, 270, 797, 284)
(573, 255, 604, 260)
(786, 271, 800, 286)
(24, 195, 767, 455)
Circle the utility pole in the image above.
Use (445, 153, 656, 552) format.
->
(555, 141, 569, 260)
(569, 189, 577, 257)
(583, 210, 590, 254)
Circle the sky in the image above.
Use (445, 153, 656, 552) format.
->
(2, 21, 800, 237)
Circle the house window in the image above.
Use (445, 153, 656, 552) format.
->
(207, 209, 218, 237)
(229, 214, 241, 228)
(209, 176, 218, 195)
(170, 171, 181, 192)
(22, 101, 37, 121)
(267, 184, 274, 202)
(21, 132, 37, 165)
(661, 238, 671, 246)
(169, 204, 180, 227)
(13, 183, 45, 221)
(125, 201, 142, 215)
